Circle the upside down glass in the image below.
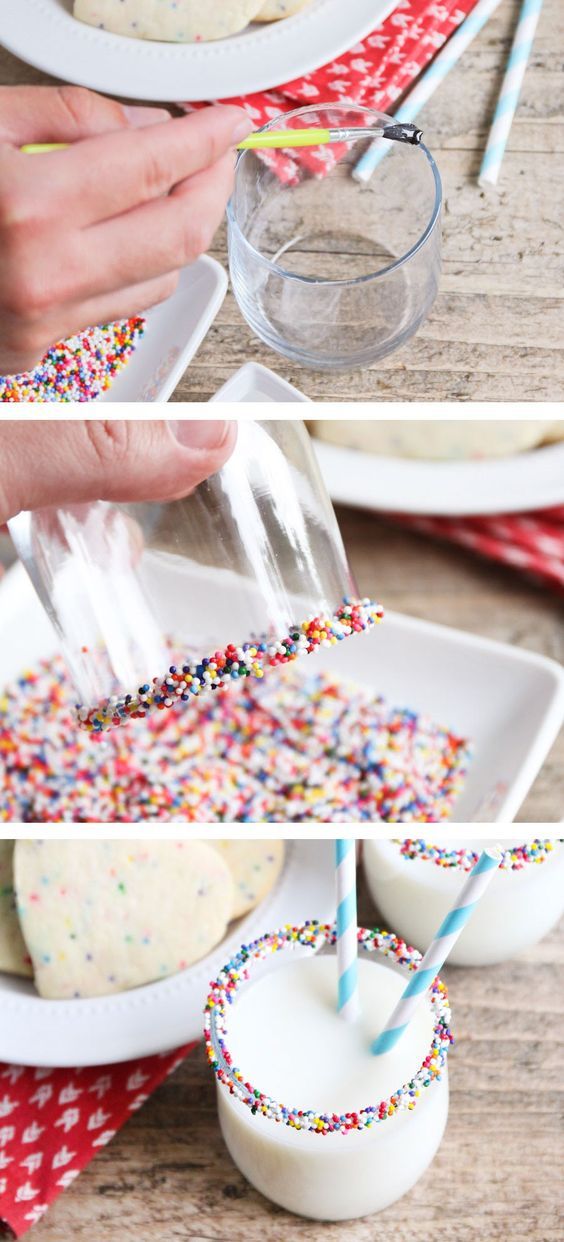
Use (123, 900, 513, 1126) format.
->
(8, 421, 379, 732)
(228, 105, 442, 372)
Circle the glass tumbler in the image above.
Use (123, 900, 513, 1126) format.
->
(228, 104, 442, 372)
(8, 421, 381, 732)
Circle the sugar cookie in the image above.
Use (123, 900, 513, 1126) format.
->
(74, 0, 265, 42)
(308, 420, 558, 461)
(210, 841, 285, 917)
(255, 0, 312, 20)
(15, 840, 233, 998)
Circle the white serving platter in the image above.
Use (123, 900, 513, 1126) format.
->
(0, 0, 398, 102)
(1, 563, 563, 828)
(0, 839, 336, 1066)
(312, 441, 564, 517)
(211, 362, 310, 402)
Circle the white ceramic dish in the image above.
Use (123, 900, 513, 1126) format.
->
(312, 440, 564, 517)
(1, 563, 563, 824)
(211, 362, 310, 402)
(0, 840, 335, 1066)
(0, 0, 398, 102)
(101, 255, 227, 402)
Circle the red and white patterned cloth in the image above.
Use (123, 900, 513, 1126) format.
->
(389, 506, 564, 593)
(187, 0, 479, 181)
(0, 1046, 194, 1238)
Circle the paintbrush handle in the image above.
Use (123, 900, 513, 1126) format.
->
(21, 122, 422, 157)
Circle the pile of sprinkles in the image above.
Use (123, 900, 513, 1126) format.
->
(0, 657, 470, 823)
(397, 839, 561, 871)
(76, 598, 384, 733)
(204, 921, 452, 1137)
(0, 318, 145, 402)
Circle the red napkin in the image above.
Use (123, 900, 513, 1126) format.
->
(389, 506, 564, 593)
(0, 1045, 194, 1238)
(187, 0, 480, 181)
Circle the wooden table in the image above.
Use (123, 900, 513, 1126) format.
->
(26, 866, 564, 1242)
(1, 0, 563, 401)
(0, 496, 561, 821)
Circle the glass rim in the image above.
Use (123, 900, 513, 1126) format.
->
(227, 103, 442, 288)
(204, 921, 452, 1138)
(388, 838, 562, 872)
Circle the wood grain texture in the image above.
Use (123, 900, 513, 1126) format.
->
(0, 0, 563, 400)
(27, 866, 564, 1242)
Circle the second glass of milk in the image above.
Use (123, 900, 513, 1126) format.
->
(364, 839, 564, 965)
(205, 923, 451, 1221)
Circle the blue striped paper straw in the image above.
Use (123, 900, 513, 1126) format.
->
(479, 0, 544, 188)
(336, 839, 359, 1022)
(353, 0, 505, 184)
(372, 847, 501, 1055)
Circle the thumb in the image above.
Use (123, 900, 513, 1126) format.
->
(0, 420, 236, 525)
(0, 85, 169, 146)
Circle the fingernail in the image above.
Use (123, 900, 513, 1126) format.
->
(123, 105, 172, 128)
(232, 116, 254, 144)
(168, 420, 229, 450)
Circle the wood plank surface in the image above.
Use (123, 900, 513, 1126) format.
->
(0, 0, 563, 401)
(25, 864, 564, 1242)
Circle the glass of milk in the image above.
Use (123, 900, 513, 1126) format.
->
(205, 922, 451, 1221)
(364, 839, 564, 965)
(228, 104, 442, 372)
(8, 421, 364, 728)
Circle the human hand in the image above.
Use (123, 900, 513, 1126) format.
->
(0, 86, 252, 374)
(0, 419, 236, 528)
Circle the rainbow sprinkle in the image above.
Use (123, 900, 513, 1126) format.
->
(0, 318, 146, 402)
(204, 922, 452, 1136)
(76, 598, 384, 733)
(397, 839, 561, 871)
(0, 662, 470, 824)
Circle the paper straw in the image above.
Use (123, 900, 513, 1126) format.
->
(478, 0, 544, 188)
(353, 0, 505, 184)
(372, 847, 501, 1054)
(335, 839, 359, 1022)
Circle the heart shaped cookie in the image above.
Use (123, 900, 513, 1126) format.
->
(15, 840, 233, 999)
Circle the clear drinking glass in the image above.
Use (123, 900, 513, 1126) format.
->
(8, 421, 376, 731)
(206, 923, 450, 1221)
(228, 104, 442, 372)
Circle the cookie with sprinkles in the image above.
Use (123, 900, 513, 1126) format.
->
(15, 840, 234, 998)
(210, 841, 285, 916)
(0, 318, 145, 403)
(74, 0, 265, 41)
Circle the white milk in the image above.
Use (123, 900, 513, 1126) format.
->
(363, 839, 564, 965)
(215, 954, 449, 1220)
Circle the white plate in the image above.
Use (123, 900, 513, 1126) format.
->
(313, 441, 564, 517)
(0, 840, 336, 1066)
(211, 362, 310, 402)
(1, 563, 563, 826)
(0, 0, 398, 102)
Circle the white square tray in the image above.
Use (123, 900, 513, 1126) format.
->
(1, 564, 562, 823)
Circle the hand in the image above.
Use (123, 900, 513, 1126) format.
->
(0, 419, 236, 527)
(0, 86, 252, 374)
